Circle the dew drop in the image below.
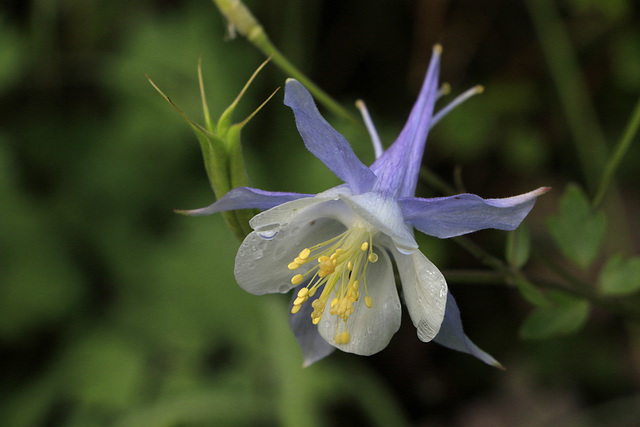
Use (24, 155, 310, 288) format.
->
(250, 247, 263, 259)
(396, 245, 414, 255)
(278, 284, 290, 293)
(259, 229, 278, 240)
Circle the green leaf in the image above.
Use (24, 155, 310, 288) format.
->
(599, 254, 640, 296)
(520, 291, 590, 339)
(547, 184, 606, 268)
(506, 224, 531, 269)
(513, 276, 550, 307)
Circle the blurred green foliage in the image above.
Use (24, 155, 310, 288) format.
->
(1, 0, 640, 425)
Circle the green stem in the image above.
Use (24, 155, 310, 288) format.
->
(211, 0, 359, 125)
(532, 249, 640, 321)
(449, 239, 640, 320)
(525, 0, 609, 193)
(452, 236, 509, 273)
(419, 166, 456, 196)
(592, 96, 640, 209)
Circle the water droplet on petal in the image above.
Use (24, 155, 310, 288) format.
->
(279, 284, 290, 293)
(250, 247, 263, 259)
(396, 245, 415, 255)
(259, 229, 278, 239)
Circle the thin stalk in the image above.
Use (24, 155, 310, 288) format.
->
(451, 237, 640, 320)
(592, 96, 640, 209)
(525, 0, 608, 193)
(419, 166, 456, 196)
(211, 0, 359, 125)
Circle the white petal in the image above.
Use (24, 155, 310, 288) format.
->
(339, 192, 418, 254)
(234, 218, 346, 295)
(392, 248, 447, 342)
(249, 196, 331, 232)
(317, 249, 401, 355)
(249, 186, 354, 233)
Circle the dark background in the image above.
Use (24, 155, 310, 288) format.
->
(1, 0, 639, 425)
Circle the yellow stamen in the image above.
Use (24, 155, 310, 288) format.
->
(365, 296, 373, 308)
(299, 248, 311, 259)
(335, 331, 350, 344)
(288, 262, 300, 270)
(285, 225, 380, 340)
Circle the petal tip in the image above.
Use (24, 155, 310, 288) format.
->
(173, 208, 196, 216)
(528, 186, 552, 198)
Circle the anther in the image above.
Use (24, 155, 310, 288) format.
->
(365, 296, 373, 308)
(291, 274, 304, 285)
(298, 248, 311, 259)
(368, 253, 378, 263)
(335, 331, 350, 344)
(360, 242, 369, 251)
(293, 296, 306, 306)
(288, 262, 300, 270)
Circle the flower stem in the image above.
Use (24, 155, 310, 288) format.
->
(452, 236, 640, 321)
(524, 0, 608, 193)
(211, 0, 359, 126)
(419, 166, 456, 196)
(592, 96, 640, 209)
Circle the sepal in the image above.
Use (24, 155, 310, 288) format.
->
(148, 58, 276, 240)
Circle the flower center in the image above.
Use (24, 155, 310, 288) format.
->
(288, 225, 378, 345)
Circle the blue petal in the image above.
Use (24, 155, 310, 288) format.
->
(284, 79, 377, 194)
(289, 284, 335, 367)
(434, 291, 503, 368)
(370, 45, 441, 198)
(177, 186, 312, 216)
(399, 187, 550, 239)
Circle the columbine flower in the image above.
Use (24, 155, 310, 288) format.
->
(184, 45, 548, 367)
